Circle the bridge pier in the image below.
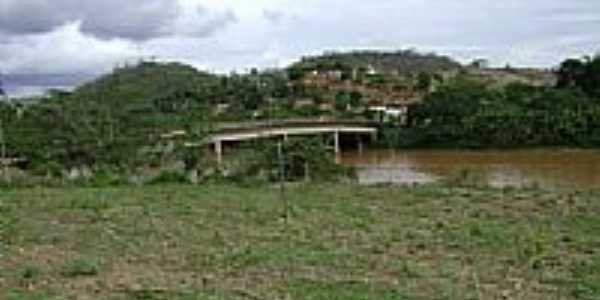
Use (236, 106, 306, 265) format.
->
(357, 134, 364, 154)
(214, 140, 223, 164)
(333, 131, 340, 154)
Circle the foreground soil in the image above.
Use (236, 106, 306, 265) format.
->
(1, 184, 599, 300)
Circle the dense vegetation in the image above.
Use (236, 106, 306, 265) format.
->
(1, 63, 217, 173)
(2, 50, 599, 182)
(224, 137, 353, 184)
(0, 50, 460, 180)
(390, 55, 600, 148)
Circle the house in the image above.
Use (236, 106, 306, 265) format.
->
(293, 98, 316, 109)
(305, 69, 343, 83)
(215, 103, 230, 115)
(368, 103, 410, 125)
(366, 64, 378, 76)
(318, 102, 335, 112)
(326, 70, 343, 81)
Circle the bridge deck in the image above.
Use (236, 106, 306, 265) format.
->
(210, 125, 377, 142)
(212, 119, 377, 133)
(200, 120, 379, 163)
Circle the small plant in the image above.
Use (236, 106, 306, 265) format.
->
(148, 170, 189, 185)
(5, 291, 67, 300)
(19, 265, 40, 280)
(61, 258, 99, 277)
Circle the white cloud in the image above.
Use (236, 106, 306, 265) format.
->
(0, 22, 141, 75)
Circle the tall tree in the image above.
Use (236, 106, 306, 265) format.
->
(556, 58, 586, 89)
(0, 74, 5, 97)
(416, 72, 433, 92)
(557, 56, 600, 98)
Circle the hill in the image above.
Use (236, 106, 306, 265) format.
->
(73, 61, 220, 111)
(1, 62, 222, 169)
(289, 50, 462, 75)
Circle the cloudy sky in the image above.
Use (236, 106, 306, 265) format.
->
(1, 0, 599, 96)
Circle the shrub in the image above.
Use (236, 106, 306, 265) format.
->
(85, 166, 127, 187)
(61, 259, 99, 277)
(227, 137, 355, 183)
(148, 170, 189, 185)
(19, 265, 40, 280)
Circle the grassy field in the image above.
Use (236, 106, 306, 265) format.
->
(1, 184, 599, 300)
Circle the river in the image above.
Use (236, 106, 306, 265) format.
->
(340, 149, 600, 190)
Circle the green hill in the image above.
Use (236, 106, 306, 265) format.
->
(289, 50, 462, 75)
(73, 61, 219, 112)
(2, 62, 221, 169)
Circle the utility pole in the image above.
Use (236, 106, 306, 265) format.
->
(278, 140, 288, 223)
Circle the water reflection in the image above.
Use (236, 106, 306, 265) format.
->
(340, 149, 600, 190)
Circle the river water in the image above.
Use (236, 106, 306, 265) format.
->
(340, 149, 600, 190)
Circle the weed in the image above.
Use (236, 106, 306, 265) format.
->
(61, 258, 99, 277)
(19, 264, 40, 280)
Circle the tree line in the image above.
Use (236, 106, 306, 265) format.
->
(390, 55, 600, 148)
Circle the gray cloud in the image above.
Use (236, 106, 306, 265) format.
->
(175, 6, 238, 38)
(2, 0, 599, 96)
(78, 0, 179, 41)
(0, 1, 75, 35)
(0, 0, 235, 41)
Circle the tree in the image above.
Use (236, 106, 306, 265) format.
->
(416, 72, 433, 92)
(556, 55, 600, 98)
(287, 67, 305, 81)
(0, 75, 5, 97)
(556, 58, 586, 89)
(349, 91, 363, 107)
(0, 75, 10, 171)
(0, 103, 7, 170)
(335, 92, 352, 111)
(580, 56, 600, 98)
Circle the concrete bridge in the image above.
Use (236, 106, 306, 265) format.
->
(205, 120, 379, 163)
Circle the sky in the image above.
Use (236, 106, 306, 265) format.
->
(1, 0, 599, 96)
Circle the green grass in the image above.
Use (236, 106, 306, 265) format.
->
(1, 184, 599, 299)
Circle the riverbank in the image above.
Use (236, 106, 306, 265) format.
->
(2, 183, 599, 300)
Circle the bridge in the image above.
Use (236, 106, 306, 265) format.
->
(195, 119, 379, 163)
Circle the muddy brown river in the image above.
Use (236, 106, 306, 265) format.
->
(340, 149, 600, 190)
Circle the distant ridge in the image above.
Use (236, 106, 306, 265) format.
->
(289, 50, 462, 75)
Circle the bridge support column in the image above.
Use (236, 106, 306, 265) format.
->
(357, 135, 364, 154)
(214, 140, 223, 164)
(333, 131, 340, 154)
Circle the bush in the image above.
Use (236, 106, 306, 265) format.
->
(61, 259, 99, 277)
(228, 137, 355, 183)
(19, 265, 41, 280)
(148, 170, 189, 185)
(85, 166, 127, 187)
